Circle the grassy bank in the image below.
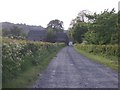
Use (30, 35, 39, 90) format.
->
(74, 44, 118, 72)
(3, 38, 65, 88)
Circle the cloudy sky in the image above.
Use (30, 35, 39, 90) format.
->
(0, 0, 119, 29)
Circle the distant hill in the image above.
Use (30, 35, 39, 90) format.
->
(1, 22, 45, 34)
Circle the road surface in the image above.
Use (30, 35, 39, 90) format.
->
(32, 46, 118, 88)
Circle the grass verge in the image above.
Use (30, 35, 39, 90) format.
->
(3, 47, 62, 88)
(74, 46, 118, 72)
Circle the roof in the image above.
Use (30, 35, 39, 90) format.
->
(27, 30, 47, 41)
(27, 30, 69, 43)
(55, 32, 68, 42)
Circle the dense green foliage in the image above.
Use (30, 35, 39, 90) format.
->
(75, 44, 118, 57)
(69, 22, 88, 43)
(69, 9, 118, 45)
(70, 9, 119, 71)
(2, 38, 64, 84)
(46, 19, 65, 42)
(2, 26, 26, 39)
(47, 19, 64, 31)
(46, 28, 56, 42)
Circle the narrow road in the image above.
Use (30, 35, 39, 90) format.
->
(32, 46, 118, 88)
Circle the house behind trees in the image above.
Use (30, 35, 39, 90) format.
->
(27, 30, 47, 41)
(27, 30, 69, 44)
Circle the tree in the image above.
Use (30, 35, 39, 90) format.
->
(2, 29, 11, 36)
(10, 26, 23, 36)
(68, 10, 90, 43)
(77, 10, 92, 22)
(72, 23, 88, 43)
(84, 8, 118, 44)
(4, 26, 26, 39)
(47, 19, 64, 31)
(69, 9, 118, 45)
(46, 28, 56, 42)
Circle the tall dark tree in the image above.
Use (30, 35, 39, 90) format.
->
(72, 23, 88, 43)
(68, 10, 90, 43)
(46, 28, 56, 42)
(47, 19, 64, 31)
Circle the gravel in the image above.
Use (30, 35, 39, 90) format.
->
(32, 46, 118, 88)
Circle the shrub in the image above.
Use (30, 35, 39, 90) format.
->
(2, 38, 64, 82)
(75, 44, 118, 57)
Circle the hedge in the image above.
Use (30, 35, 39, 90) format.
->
(75, 44, 118, 57)
(2, 38, 65, 83)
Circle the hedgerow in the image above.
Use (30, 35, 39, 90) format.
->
(75, 44, 118, 57)
(2, 38, 65, 83)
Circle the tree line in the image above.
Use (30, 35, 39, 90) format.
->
(68, 9, 119, 45)
(2, 26, 26, 39)
(2, 19, 64, 42)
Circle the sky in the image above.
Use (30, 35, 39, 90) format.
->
(0, 0, 119, 30)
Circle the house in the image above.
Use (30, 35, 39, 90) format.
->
(27, 30, 69, 44)
(27, 30, 47, 41)
(55, 32, 69, 44)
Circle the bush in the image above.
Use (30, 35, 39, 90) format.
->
(2, 38, 64, 82)
(75, 44, 118, 57)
